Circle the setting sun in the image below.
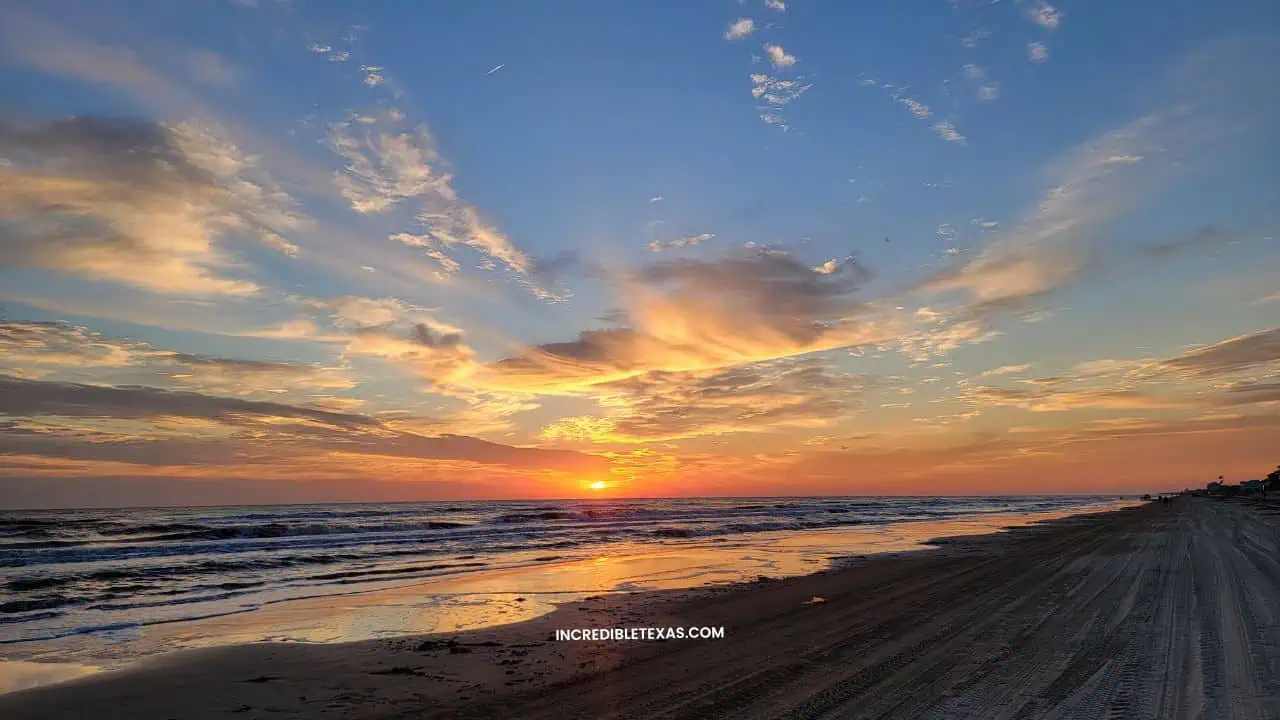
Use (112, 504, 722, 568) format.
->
(588, 481, 609, 491)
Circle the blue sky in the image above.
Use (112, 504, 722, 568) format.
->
(0, 0, 1277, 506)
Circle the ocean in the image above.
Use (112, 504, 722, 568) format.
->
(0, 496, 1129, 650)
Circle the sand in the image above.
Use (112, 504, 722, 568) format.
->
(2, 496, 1277, 719)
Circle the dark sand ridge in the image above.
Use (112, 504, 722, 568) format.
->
(2, 497, 1277, 719)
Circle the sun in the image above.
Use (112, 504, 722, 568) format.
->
(588, 480, 608, 491)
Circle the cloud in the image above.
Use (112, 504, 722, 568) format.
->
(812, 258, 842, 275)
(328, 122, 451, 214)
(648, 233, 715, 252)
(892, 315, 1003, 363)
(343, 324, 478, 390)
(932, 121, 966, 144)
(0, 321, 353, 397)
(750, 73, 812, 106)
(750, 72, 811, 130)
(1153, 327, 1280, 378)
(1216, 379, 1280, 406)
(0, 375, 605, 474)
(1028, 2, 1062, 30)
(897, 96, 932, 119)
(542, 357, 868, 443)
(763, 43, 797, 68)
(1027, 42, 1049, 63)
(765, 0, 786, 12)
(309, 42, 350, 63)
(0, 373, 369, 429)
(415, 205, 533, 278)
(725, 18, 756, 40)
(297, 295, 483, 392)
(877, 84, 970, 145)
(967, 385, 1187, 412)
(390, 232, 462, 274)
(302, 295, 449, 331)
(0, 116, 306, 296)
(1142, 226, 1241, 260)
(908, 39, 1276, 319)
(979, 364, 1033, 378)
(480, 248, 888, 393)
(361, 65, 385, 87)
(327, 121, 541, 289)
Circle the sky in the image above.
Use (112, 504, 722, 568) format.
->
(1, 0, 1278, 508)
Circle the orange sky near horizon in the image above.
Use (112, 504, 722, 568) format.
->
(0, 4, 1278, 509)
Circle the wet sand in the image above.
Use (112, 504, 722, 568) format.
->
(3, 496, 1277, 719)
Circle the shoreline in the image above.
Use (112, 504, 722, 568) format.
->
(9, 498, 1273, 718)
(0, 498, 1135, 680)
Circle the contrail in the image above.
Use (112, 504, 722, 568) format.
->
(486, 63, 505, 75)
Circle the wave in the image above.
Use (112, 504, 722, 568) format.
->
(0, 496, 1129, 641)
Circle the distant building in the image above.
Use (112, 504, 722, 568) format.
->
(1241, 480, 1265, 494)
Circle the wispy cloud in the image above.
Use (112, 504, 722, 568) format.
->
(764, 0, 786, 12)
(328, 122, 451, 214)
(933, 121, 966, 143)
(480, 248, 887, 393)
(968, 385, 1185, 412)
(897, 96, 932, 119)
(309, 42, 350, 63)
(389, 233, 462, 275)
(911, 39, 1274, 319)
(0, 374, 604, 475)
(0, 321, 351, 397)
(1153, 327, 1280, 378)
(542, 358, 866, 444)
(1027, 42, 1049, 63)
(750, 71, 811, 131)
(649, 233, 715, 252)
(1141, 226, 1240, 260)
(751, 73, 812, 106)
(866, 81, 971, 145)
(979, 364, 1033, 377)
(0, 116, 306, 296)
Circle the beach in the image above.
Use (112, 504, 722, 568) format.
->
(0, 497, 1127, 668)
(2, 496, 1277, 719)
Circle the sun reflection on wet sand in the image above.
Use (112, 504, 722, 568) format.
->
(0, 661, 100, 694)
(1, 502, 1134, 688)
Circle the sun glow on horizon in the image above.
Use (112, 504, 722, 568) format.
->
(588, 480, 609, 491)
